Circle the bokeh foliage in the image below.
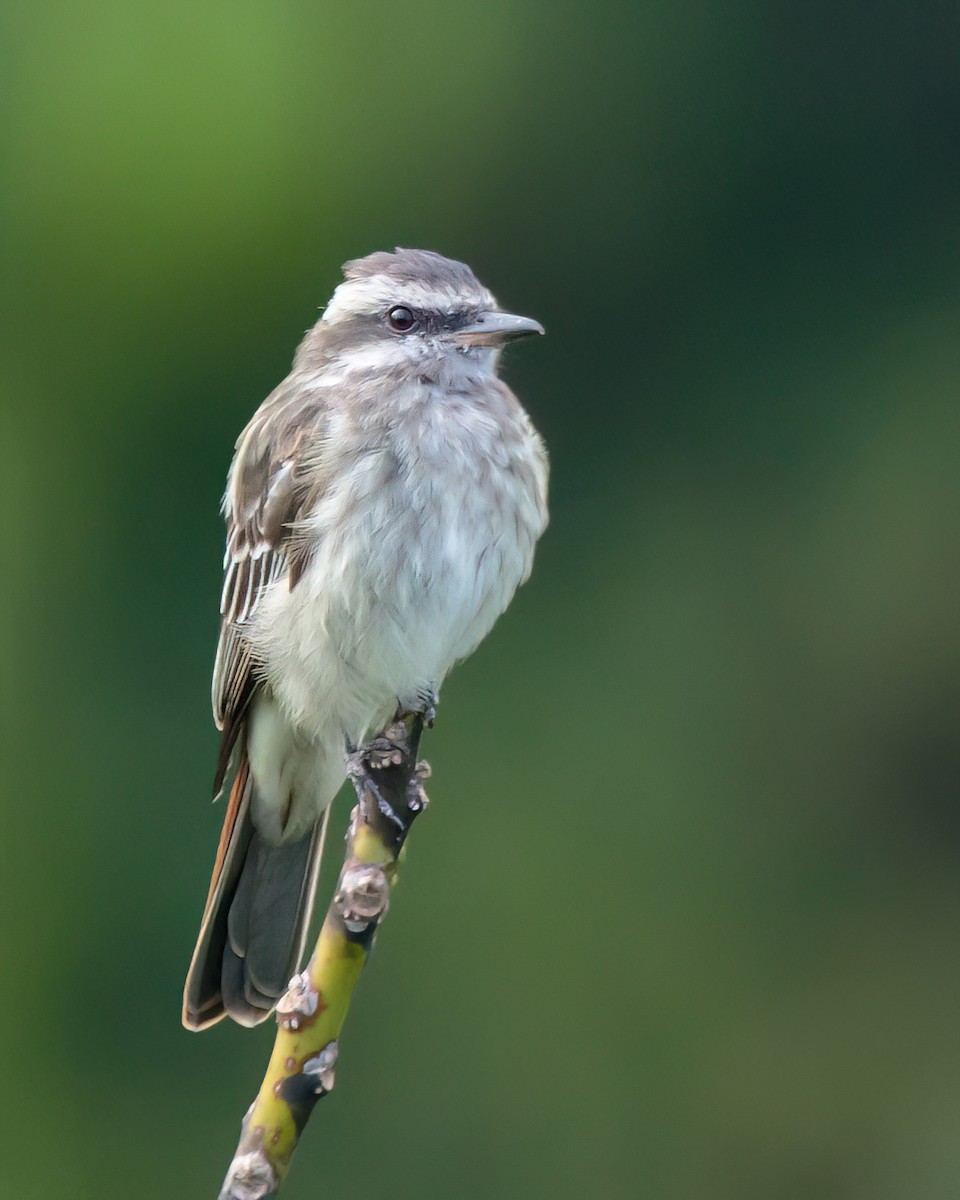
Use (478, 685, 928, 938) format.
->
(2, 3, 960, 1197)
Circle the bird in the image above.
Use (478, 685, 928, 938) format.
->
(182, 248, 549, 1030)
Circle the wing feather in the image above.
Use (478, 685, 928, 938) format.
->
(211, 381, 330, 790)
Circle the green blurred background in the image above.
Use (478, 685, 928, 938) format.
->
(3, 3, 960, 1197)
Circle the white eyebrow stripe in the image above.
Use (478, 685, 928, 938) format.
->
(322, 274, 495, 323)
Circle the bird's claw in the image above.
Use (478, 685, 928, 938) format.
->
(346, 715, 432, 832)
(346, 745, 408, 830)
(364, 735, 406, 771)
(396, 689, 437, 729)
(356, 774, 405, 830)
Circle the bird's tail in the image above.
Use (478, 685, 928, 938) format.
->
(182, 747, 329, 1030)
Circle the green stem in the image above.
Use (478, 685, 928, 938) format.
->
(218, 715, 428, 1200)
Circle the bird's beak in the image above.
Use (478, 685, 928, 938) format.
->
(454, 311, 545, 347)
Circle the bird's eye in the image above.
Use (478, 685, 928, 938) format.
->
(387, 305, 418, 333)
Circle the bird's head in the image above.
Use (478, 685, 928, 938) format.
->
(313, 248, 543, 377)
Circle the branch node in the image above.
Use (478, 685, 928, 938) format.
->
(219, 1149, 277, 1200)
(302, 1039, 339, 1094)
(335, 863, 390, 932)
(275, 971, 319, 1027)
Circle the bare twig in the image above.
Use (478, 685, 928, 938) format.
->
(218, 713, 429, 1200)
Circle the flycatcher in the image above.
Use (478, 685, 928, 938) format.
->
(183, 249, 548, 1030)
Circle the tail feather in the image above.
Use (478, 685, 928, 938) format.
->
(182, 746, 329, 1031)
(226, 826, 317, 998)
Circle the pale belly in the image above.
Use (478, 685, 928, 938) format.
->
(242, 379, 547, 842)
(251, 460, 533, 747)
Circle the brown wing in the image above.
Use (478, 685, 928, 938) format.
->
(211, 382, 328, 793)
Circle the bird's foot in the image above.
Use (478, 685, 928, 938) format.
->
(396, 688, 437, 729)
(358, 772, 406, 831)
(346, 740, 409, 830)
(346, 731, 431, 832)
(363, 734, 406, 772)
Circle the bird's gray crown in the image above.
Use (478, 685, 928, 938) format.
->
(342, 247, 482, 294)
